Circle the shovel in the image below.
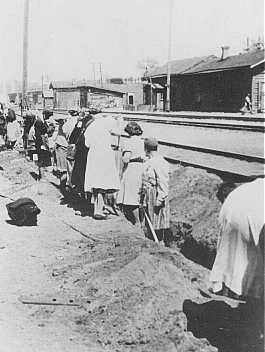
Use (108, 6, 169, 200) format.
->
(143, 209, 159, 243)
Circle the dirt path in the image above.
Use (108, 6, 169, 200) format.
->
(0, 151, 262, 352)
(0, 182, 108, 351)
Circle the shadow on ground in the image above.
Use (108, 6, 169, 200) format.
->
(5, 219, 38, 227)
(183, 299, 264, 352)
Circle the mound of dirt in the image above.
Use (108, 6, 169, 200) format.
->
(0, 150, 38, 194)
(169, 166, 223, 268)
(74, 251, 216, 352)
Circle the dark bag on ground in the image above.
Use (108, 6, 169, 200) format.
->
(6, 198, 41, 226)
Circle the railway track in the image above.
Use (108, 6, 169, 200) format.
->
(44, 109, 265, 131)
(17, 109, 264, 181)
(110, 132, 264, 181)
(105, 109, 265, 123)
(105, 112, 265, 132)
(159, 142, 264, 182)
(50, 109, 265, 131)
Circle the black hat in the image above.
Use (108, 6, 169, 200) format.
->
(124, 122, 143, 136)
(68, 109, 79, 116)
(89, 107, 102, 115)
(43, 109, 53, 119)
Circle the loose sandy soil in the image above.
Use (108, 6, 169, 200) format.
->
(0, 151, 263, 352)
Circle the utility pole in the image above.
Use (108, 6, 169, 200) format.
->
(165, 0, 173, 112)
(90, 62, 103, 86)
(41, 74, 44, 109)
(92, 63, 96, 84)
(99, 62, 103, 87)
(22, 0, 29, 114)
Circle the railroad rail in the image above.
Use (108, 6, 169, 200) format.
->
(49, 108, 265, 122)
(16, 110, 264, 181)
(104, 109, 265, 123)
(111, 133, 264, 181)
(107, 112, 265, 132)
(50, 109, 265, 132)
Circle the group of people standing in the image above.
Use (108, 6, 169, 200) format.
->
(0, 101, 22, 149)
(25, 108, 170, 240)
(1, 103, 263, 307)
(29, 108, 265, 305)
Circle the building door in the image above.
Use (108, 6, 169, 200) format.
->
(128, 94, 134, 105)
(156, 92, 163, 111)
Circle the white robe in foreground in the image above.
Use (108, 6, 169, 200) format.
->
(210, 178, 264, 298)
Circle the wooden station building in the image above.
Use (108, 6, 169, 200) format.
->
(145, 49, 265, 113)
(49, 81, 144, 110)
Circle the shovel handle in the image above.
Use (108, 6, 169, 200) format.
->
(144, 210, 159, 243)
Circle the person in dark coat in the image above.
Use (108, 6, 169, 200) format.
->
(71, 112, 95, 193)
(7, 106, 16, 123)
(0, 108, 6, 148)
(34, 111, 52, 179)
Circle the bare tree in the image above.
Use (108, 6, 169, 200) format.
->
(137, 57, 159, 76)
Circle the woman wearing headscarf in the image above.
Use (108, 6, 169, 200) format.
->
(83, 115, 120, 219)
(116, 122, 145, 226)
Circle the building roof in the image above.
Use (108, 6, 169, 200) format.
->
(49, 81, 143, 94)
(49, 81, 79, 89)
(183, 49, 265, 74)
(146, 56, 217, 77)
(42, 90, 53, 98)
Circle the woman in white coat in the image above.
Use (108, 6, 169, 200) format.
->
(83, 115, 120, 219)
(210, 178, 264, 300)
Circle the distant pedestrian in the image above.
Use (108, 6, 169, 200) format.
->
(116, 122, 145, 227)
(140, 137, 170, 242)
(241, 93, 253, 114)
(210, 178, 264, 301)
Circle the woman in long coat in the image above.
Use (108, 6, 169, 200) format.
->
(116, 122, 145, 225)
(84, 115, 120, 219)
(210, 178, 264, 300)
(71, 113, 95, 192)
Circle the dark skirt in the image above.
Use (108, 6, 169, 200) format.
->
(71, 145, 88, 190)
(37, 148, 51, 167)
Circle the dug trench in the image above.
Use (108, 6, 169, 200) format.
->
(0, 151, 263, 352)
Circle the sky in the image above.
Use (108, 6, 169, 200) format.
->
(0, 0, 264, 87)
